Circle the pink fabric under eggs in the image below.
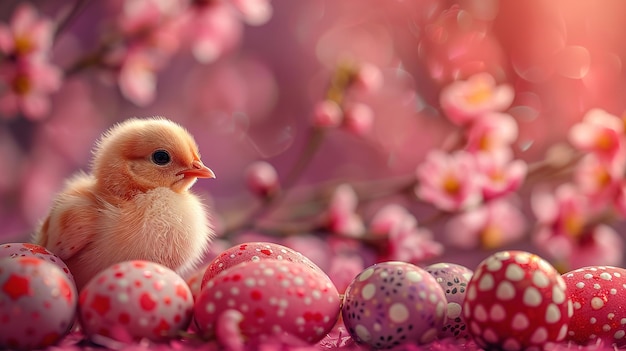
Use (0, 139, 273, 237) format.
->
(195, 258, 341, 345)
(562, 266, 626, 347)
(201, 242, 323, 289)
(78, 260, 194, 343)
(0, 256, 77, 350)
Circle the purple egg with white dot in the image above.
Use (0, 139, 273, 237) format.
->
(342, 261, 447, 349)
(425, 262, 473, 339)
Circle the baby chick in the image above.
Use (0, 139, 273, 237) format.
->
(33, 117, 216, 290)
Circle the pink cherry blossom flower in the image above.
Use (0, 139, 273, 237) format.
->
(530, 184, 621, 270)
(0, 59, 61, 119)
(0, 3, 54, 58)
(445, 198, 527, 249)
(439, 72, 514, 125)
(475, 152, 527, 200)
(416, 150, 482, 211)
(245, 160, 279, 197)
(116, 49, 159, 106)
(323, 184, 365, 237)
(568, 108, 625, 162)
(574, 153, 623, 208)
(465, 112, 519, 157)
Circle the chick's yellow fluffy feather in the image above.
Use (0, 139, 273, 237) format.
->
(34, 117, 215, 290)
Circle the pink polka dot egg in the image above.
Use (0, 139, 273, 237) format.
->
(463, 250, 572, 350)
(342, 261, 447, 349)
(78, 260, 194, 342)
(0, 242, 74, 283)
(201, 242, 322, 289)
(562, 265, 626, 347)
(195, 258, 341, 345)
(0, 256, 77, 350)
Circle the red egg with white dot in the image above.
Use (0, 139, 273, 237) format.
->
(195, 259, 341, 345)
(0, 256, 77, 350)
(0, 242, 74, 283)
(201, 242, 323, 289)
(562, 266, 626, 347)
(78, 260, 193, 342)
(463, 251, 572, 350)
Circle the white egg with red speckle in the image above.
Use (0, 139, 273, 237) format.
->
(0, 256, 77, 350)
(201, 242, 323, 289)
(463, 250, 572, 350)
(342, 261, 447, 349)
(78, 260, 193, 342)
(195, 259, 341, 345)
(425, 262, 473, 339)
(0, 242, 74, 283)
(562, 266, 626, 347)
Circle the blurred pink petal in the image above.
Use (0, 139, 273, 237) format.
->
(118, 50, 157, 106)
(324, 184, 365, 237)
(566, 224, 624, 270)
(465, 112, 518, 156)
(327, 254, 364, 293)
(245, 160, 279, 197)
(369, 203, 416, 235)
(446, 198, 526, 249)
(439, 72, 514, 125)
(416, 150, 482, 211)
(352, 62, 383, 93)
(231, 0, 273, 26)
(183, 3, 242, 64)
(312, 100, 342, 128)
(574, 154, 623, 208)
(342, 102, 374, 136)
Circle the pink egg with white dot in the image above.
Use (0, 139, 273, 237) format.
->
(78, 260, 193, 342)
(342, 261, 447, 349)
(0, 242, 74, 283)
(562, 266, 626, 347)
(201, 242, 323, 289)
(463, 250, 572, 350)
(0, 256, 77, 350)
(195, 259, 341, 345)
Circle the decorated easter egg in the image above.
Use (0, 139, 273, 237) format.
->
(0, 242, 74, 283)
(0, 256, 77, 350)
(562, 266, 626, 347)
(342, 261, 447, 349)
(463, 250, 572, 350)
(186, 264, 208, 301)
(79, 260, 193, 342)
(425, 262, 473, 339)
(201, 242, 323, 289)
(195, 259, 341, 345)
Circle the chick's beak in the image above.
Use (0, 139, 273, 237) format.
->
(177, 160, 216, 179)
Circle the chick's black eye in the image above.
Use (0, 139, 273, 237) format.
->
(151, 150, 171, 165)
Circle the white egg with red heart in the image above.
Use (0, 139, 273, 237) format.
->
(78, 260, 193, 342)
(0, 256, 77, 350)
